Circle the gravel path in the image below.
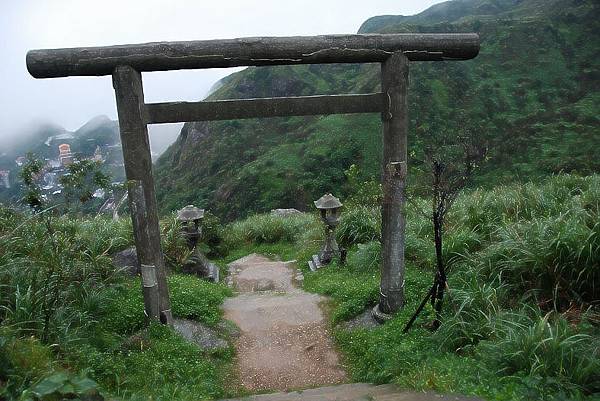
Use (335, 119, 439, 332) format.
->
(223, 254, 347, 392)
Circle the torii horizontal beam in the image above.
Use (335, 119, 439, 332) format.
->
(26, 33, 479, 78)
(145, 93, 385, 123)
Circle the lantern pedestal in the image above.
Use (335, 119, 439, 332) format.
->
(182, 251, 219, 282)
(308, 254, 322, 271)
(307, 193, 346, 271)
(177, 205, 219, 283)
(371, 303, 393, 323)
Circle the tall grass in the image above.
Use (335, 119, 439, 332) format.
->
(0, 211, 131, 345)
(223, 212, 319, 249)
(1, 206, 235, 400)
(0, 208, 135, 397)
(454, 175, 600, 308)
(479, 312, 600, 395)
(436, 273, 510, 352)
(336, 205, 381, 247)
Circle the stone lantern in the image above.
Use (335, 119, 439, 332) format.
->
(177, 205, 205, 250)
(308, 193, 345, 271)
(176, 205, 218, 282)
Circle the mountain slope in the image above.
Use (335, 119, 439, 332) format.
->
(155, 0, 600, 220)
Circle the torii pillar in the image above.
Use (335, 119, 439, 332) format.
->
(373, 51, 409, 321)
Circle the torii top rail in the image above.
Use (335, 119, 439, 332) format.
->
(27, 33, 480, 324)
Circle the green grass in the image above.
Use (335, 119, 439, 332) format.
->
(2, 174, 599, 400)
(73, 323, 231, 401)
(218, 174, 600, 401)
(99, 274, 232, 336)
(0, 208, 235, 400)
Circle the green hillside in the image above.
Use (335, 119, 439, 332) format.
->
(155, 0, 599, 220)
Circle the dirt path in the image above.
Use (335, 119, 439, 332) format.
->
(223, 254, 347, 392)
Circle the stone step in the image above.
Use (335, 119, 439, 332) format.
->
(228, 253, 273, 266)
(231, 261, 289, 270)
(219, 383, 483, 401)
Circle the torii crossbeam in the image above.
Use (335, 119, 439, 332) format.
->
(27, 33, 480, 324)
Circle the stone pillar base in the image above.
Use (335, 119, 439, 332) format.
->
(371, 303, 394, 323)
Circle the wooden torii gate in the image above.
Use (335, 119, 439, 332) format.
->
(27, 33, 479, 324)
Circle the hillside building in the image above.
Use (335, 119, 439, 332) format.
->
(58, 143, 74, 166)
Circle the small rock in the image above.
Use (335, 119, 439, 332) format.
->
(254, 278, 275, 291)
(112, 246, 139, 276)
(340, 309, 380, 330)
(173, 318, 228, 352)
(270, 208, 302, 217)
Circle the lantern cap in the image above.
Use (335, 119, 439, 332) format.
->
(314, 193, 342, 209)
(177, 205, 205, 221)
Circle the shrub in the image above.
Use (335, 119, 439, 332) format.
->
(201, 211, 227, 258)
(479, 312, 600, 395)
(160, 213, 192, 270)
(224, 213, 318, 248)
(349, 240, 381, 271)
(0, 211, 123, 345)
(435, 273, 510, 352)
(336, 205, 380, 247)
(477, 206, 599, 307)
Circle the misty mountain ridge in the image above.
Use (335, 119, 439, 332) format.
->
(358, 0, 590, 31)
(1, 115, 119, 164)
(0, 114, 178, 171)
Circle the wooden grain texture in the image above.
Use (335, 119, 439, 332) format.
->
(145, 93, 385, 123)
(112, 65, 172, 324)
(128, 180, 160, 320)
(378, 52, 409, 316)
(27, 33, 479, 78)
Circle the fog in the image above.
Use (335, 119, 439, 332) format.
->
(0, 0, 443, 151)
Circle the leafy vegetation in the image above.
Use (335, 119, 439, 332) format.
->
(0, 207, 234, 400)
(1, 152, 597, 401)
(155, 0, 600, 221)
(219, 174, 600, 400)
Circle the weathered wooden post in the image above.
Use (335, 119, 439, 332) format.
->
(373, 52, 409, 322)
(112, 66, 172, 324)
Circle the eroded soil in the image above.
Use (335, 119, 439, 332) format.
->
(222, 254, 347, 392)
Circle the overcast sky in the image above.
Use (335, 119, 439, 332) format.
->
(0, 0, 443, 145)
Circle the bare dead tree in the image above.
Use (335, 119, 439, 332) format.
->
(404, 118, 488, 333)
